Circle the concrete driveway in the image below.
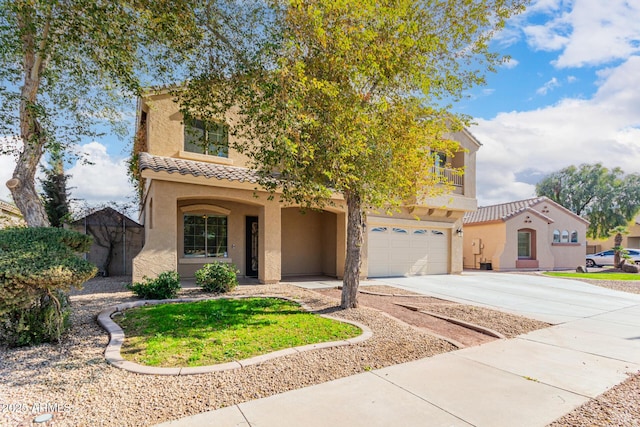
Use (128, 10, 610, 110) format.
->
(374, 271, 640, 324)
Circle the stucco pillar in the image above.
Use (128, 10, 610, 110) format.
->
(259, 201, 281, 284)
(335, 211, 347, 279)
(450, 218, 464, 274)
(132, 182, 178, 282)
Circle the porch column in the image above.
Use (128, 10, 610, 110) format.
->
(132, 182, 178, 282)
(336, 211, 347, 279)
(259, 201, 281, 284)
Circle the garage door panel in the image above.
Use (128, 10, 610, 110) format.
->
(368, 225, 449, 277)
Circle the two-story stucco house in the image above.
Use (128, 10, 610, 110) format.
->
(131, 92, 481, 283)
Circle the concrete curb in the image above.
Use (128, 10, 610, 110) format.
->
(97, 295, 372, 376)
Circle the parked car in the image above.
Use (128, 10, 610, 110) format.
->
(585, 249, 640, 267)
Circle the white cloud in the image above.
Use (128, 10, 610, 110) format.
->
(523, 0, 640, 68)
(502, 58, 519, 69)
(1, 140, 135, 210)
(536, 77, 561, 95)
(67, 142, 135, 208)
(566, 75, 577, 84)
(471, 56, 640, 205)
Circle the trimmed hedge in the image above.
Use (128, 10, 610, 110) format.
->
(195, 262, 239, 293)
(0, 227, 97, 347)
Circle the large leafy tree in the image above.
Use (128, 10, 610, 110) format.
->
(536, 163, 640, 239)
(181, 0, 527, 308)
(0, 0, 201, 226)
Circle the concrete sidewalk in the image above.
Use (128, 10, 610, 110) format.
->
(156, 274, 640, 427)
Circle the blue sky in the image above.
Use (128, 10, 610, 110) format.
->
(2, 0, 640, 211)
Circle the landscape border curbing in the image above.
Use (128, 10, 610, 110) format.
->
(97, 295, 373, 376)
(392, 302, 507, 339)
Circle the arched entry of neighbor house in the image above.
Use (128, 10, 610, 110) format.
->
(281, 208, 338, 278)
(516, 227, 539, 269)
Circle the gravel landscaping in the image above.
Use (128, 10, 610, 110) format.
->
(577, 278, 640, 295)
(2, 276, 455, 427)
(1, 275, 638, 426)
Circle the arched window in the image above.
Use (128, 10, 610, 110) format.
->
(553, 229, 560, 243)
(561, 230, 569, 243)
(570, 230, 578, 243)
(518, 230, 532, 259)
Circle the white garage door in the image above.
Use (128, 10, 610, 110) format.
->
(368, 226, 449, 277)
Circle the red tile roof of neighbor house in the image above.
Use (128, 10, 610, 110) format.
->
(139, 152, 260, 184)
(464, 196, 589, 225)
(0, 199, 22, 217)
(463, 196, 554, 225)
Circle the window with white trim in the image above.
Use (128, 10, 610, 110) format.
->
(183, 214, 228, 257)
(561, 230, 569, 243)
(553, 229, 560, 243)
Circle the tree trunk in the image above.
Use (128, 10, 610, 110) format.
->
(614, 232, 623, 268)
(341, 191, 364, 309)
(7, 4, 51, 228)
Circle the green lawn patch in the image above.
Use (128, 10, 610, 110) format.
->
(115, 297, 361, 367)
(544, 272, 640, 281)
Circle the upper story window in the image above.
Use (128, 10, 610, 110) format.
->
(434, 152, 447, 169)
(553, 229, 560, 243)
(184, 117, 229, 158)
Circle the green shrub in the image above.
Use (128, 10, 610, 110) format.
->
(0, 227, 97, 347)
(195, 262, 239, 293)
(128, 271, 181, 299)
(0, 290, 71, 347)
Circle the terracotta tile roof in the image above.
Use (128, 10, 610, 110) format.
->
(139, 152, 260, 184)
(463, 196, 551, 225)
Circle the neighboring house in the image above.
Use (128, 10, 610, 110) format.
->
(132, 92, 481, 283)
(462, 197, 589, 271)
(0, 199, 24, 228)
(69, 207, 144, 277)
(586, 215, 640, 254)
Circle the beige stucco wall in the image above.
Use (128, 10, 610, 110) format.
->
(462, 222, 506, 270)
(281, 208, 338, 277)
(133, 180, 179, 281)
(142, 94, 252, 167)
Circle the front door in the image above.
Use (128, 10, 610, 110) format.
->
(245, 216, 259, 277)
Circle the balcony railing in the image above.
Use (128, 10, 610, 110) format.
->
(432, 167, 463, 187)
